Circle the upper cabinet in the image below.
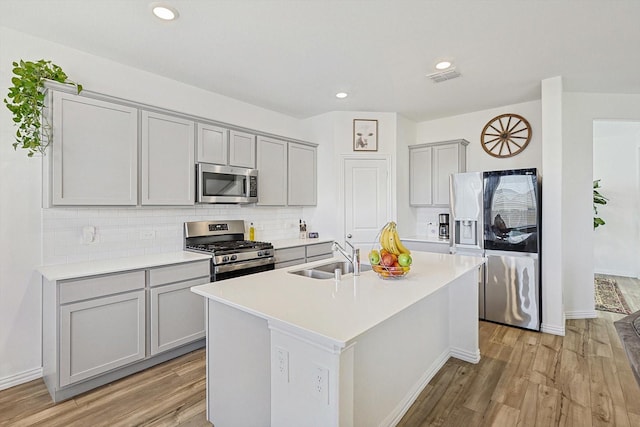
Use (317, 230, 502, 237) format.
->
(288, 143, 317, 206)
(256, 136, 288, 206)
(141, 111, 195, 206)
(409, 139, 468, 207)
(256, 138, 317, 206)
(51, 92, 138, 206)
(229, 130, 256, 168)
(196, 123, 228, 165)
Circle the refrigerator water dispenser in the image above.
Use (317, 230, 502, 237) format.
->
(455, 220, 477, 246)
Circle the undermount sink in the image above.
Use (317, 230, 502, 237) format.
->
(288, 260, 372, 279)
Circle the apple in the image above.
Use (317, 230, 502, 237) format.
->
(398, 253, 412, 267)
(369, 249, 380, 265)
(381, 253, 395, 267)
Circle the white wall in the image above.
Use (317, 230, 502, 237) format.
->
(0, 26, 311, 389)
(410, 100, 542, 236)
(593, 121, 640, 278)
(562, 93, 640, 318)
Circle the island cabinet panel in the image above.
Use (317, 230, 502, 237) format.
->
(229, 130, 256, 168)
(51, 91, 138, 206)
(256, 136, 288, 206)
(141, 111, 195, 205)
(196, 123, 228, 165)
(288, 143, 317, 206)
(403, 240, 450, 254)
(59, 273, 146, 387)
(409, 139, 468, 207)
(148, 261, 210, 355)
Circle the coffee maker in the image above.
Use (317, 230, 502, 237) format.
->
(439, 213, 450, 240)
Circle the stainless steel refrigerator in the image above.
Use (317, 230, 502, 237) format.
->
(450, 168, 541, 331)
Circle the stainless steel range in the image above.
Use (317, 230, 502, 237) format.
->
(184, 220, 274, 281)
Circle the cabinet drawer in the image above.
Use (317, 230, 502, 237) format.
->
(306, 242, 333, 258)
(275, 247, 305, 264)
(306, 253, 333, 263)
(148, 261, 210, 287)
(59, 271, 144, 304)
(275, 259, 305, 269)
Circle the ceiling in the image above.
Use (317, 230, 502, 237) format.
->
(1, 0, 639, 122)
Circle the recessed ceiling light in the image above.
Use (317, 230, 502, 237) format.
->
(335, 92, 348, 99)
(151, 3, 179, 20)
(435, 61, 452, 70)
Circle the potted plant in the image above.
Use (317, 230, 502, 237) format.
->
(4, 59, 82, 157)
(593, 179, 608, 229)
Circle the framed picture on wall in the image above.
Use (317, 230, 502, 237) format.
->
(353, 119, 378, 151)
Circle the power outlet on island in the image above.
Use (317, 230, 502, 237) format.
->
(312, 364, 329, 404)
(275, 347, 289, 382)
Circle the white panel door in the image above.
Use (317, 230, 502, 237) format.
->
(344, 158, 390, 249)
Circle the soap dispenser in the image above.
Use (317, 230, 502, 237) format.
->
(249, 222, 255, 241)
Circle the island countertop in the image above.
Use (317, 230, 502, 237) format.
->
(191, 251, 484, 347)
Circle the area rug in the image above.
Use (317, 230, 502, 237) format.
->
(595, 276, 632, 315)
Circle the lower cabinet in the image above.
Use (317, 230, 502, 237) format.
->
(43, 259, 210, 402)
(60, 290, 145, 387)
(274, 241, 334, 269)
(403, 240, 451, 254)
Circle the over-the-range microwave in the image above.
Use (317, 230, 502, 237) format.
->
(196, 163, 258, 204)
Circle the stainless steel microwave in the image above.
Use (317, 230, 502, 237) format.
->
(196, 163, 258, 204)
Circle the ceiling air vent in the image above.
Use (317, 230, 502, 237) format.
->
(426, 67, 461, 83)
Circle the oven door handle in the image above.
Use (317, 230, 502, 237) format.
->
(213, 257, 275, 274)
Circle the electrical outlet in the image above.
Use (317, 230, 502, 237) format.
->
(140, 230, 155, 240)
(312, 364, 329, 404)
(275, 347, 289, 382)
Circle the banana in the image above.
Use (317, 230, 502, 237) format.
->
(386, 222, 400, 255)
(391, 223, 411, 255)
(379, 223, 390, 252)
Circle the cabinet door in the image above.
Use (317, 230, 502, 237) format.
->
(432, 144, 459, 206)
(149, 278, 207, 355)
(52, 92, 138, 205)
(141, 111, 195, 205)
(288, 143, 317, 206)
(409, 146, 433, 206)
(59, 290, 145, 387)
(196, 123, 228, 165)
(256, 137, 287, 205)
(229, 130, 256, 168)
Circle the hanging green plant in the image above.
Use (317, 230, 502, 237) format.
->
(4, 59, 82, 157)
(593, 179, 608, 229)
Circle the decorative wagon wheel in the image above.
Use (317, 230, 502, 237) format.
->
(481, 113, 532, 158)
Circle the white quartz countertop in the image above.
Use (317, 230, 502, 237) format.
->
(271, 237, 334, 249)
(191, 251, 483, 347)
(402, 235, 451, 244)
(38, 251, 212, 281)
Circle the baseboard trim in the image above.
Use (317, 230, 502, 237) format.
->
(450, 346, 481, 364)
(541, 322, 566, 336)
(565, 310, 597, 320)
(0, 367, 43, 392)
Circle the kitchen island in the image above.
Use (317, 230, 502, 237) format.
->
(191, 251, 484, 427)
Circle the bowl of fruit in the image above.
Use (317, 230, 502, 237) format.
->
(369, 221, 412, 279)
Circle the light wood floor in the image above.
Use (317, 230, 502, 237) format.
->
(2, 276, 639, 427)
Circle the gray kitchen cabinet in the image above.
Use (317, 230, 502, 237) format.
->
(141, 111, 195, 205)
(42, 258, 208, 402)
(229, 130, 256, 168)
(57, 271, 146, 388)
(403, 240, 450, 254)
(275, 246, 306, 269)
(51, 91, 138, 206)
(148, 261, 210, 355)
(256, 136, 288, 206)
(287, 143, 317, 206)
(409, 139, 468, 207)
(305, 241, 333, 262)
(274, 241, 333, 268)
(196, 123, 228, 165)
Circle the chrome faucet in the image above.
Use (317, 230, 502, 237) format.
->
(332, 238, 360, 276)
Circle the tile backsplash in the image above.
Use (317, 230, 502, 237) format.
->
(42, 205, 306, 265)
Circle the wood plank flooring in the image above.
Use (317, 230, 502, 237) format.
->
(1, 276, 639, 426)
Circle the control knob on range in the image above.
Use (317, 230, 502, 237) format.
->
(230, 255, 237, 261)
(222, 256, 229, 262)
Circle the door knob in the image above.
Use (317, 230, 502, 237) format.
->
(346, 234, 352, 239)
